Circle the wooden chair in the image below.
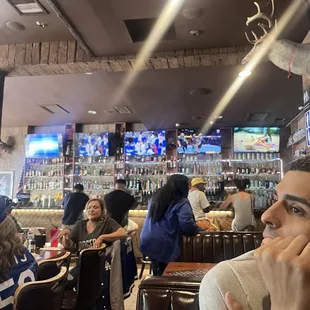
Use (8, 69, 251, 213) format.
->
(13, 267, 67, 310)
(62, 245, 106, 310)
(38, 251, 71, 281)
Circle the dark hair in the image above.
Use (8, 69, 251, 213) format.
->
(234, 179, 250, 191)
(289, 156, 310, 172)
(149, 174, 189, 223)
(116, 179, 126, 185)
(74, 184, 84, 191)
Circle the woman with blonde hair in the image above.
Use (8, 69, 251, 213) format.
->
(0, 195, 37, 309)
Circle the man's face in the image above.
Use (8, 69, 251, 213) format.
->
(196, 183, 206, 191)
(262, 171, 310, 243)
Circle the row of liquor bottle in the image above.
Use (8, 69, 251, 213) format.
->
(74, 166, 114, 177)
(75, 156, 115, 164)
(125, 177, 166, 192)
(125, 155, 167, 163)
(232, 153, 280, 161)
(234, 163, 279, 175)
(74, 181, 114, 191)
(25, 168, 63, 177)
(178, 161, 222, 175)
(125, 166, 167, 176)
(26, 157, 64, 165)
(133, 190, 157, 206)
(24, 180, 63, 191)
(178, 154, 222, 162)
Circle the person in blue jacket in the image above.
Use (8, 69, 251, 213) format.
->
(0, 195, 37, 310)
(140, 174, 203, 276)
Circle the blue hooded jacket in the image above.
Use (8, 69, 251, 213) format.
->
(140, 198, 203, 264)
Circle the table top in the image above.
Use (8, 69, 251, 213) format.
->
(163, 262, 217, 277)
(34, 249, 64, 262)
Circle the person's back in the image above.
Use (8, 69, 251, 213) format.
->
(105, 189, 135, 226)
(232, 192, 254, 231)
(62, 184, 89, 227)
(0, 196, 37, 310)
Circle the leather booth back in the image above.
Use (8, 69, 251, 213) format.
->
(180, 231, 263, 263)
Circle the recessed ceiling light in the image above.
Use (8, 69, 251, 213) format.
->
(210, 121, 214, 125)
(190, 88, 212, 96)
(6, 21, 25, 31)
(175, 123, 180, 127)
(182, 8, 204, 19)
(36, 21, 48, 28)
(216, 115, 223, 119)
(88, 110, 97, 115)
(239, 70, 252, 78)
(85, 72, 93, 75)
(298, 106, 304, 111)
(189, 30, 201, 36)
(9, 1, 46, 15)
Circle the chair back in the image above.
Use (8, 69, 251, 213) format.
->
(37, 251, 71, 281)
(14, 267, 67, 310)
(76, 245, 106, 309)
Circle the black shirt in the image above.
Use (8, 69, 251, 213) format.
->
(62, 192, 89, 225)
(69, 217, 120, 252)
(104, 190, 136, 226)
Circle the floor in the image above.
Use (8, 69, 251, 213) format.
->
(124, 265, 151, 310)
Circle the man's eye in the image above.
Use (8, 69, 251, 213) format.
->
(289, 205, 305, 216)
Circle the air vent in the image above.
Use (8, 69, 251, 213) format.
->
(7, 0, 47, 15)
(124, 18, 176, 43)
(245, 113, 269, 122)
(114, 106, 132, 114)
(40, 104, 70, 114)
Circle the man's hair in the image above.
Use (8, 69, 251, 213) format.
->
(74, 184, 84, 191)
(289, 156, 310, 172)
(115, 179, 126, 185)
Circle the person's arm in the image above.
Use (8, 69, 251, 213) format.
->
(220, 194, 234, 210)
(177, 201, 203, 235)
(94, 217, 127, 247)
(199, 192, 211, 213)
(61, 222, 79, 251)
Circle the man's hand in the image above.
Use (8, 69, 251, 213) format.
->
(225, 292, 244, 310)
(57, 228, 70, 239)
(255, 235, 310, 310)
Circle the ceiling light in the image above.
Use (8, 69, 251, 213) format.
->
(85, 72, 93, 75)
(36, 21, 48, 28)
(8, 1, 46, 15)
(216, 115, 223, 119)
(88, 110, 97, 115)
(175, 123, 180, 127)
(190, 88, 212, 96)
(298, 106, 304, 111)
(189, 30, 201, 36)
(6, 21, 25, 31)
(182, 8, 204, 19)
(210, 121, 214, 125)
(239, 70, 252, 78)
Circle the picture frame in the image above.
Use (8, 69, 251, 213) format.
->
(6, 0, 48, 16)
(0, 171, 14, 199)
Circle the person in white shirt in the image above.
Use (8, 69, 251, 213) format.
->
(188, 178, 217, 231)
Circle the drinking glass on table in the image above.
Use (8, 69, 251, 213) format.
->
(50, 228, 59, 247)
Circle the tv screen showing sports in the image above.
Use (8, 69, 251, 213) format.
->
(177, 129, 222, 154)
(75, 133, 110, 157)
(124, 131, 166, 156)
(25, 134, 63, 158)
(234, 127, 280, 153)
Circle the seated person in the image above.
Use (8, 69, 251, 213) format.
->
(199, 156, 310, 309)
(59, 198, 127, 289)
(0, 195, 37, 310)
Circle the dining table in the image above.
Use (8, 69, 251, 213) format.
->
(34, 248, 64, 262)
(163, 262, 217, 278)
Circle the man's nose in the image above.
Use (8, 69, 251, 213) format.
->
(261, 200, 284, 228)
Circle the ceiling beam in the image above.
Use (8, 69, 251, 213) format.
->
(0, 40, 250, 77)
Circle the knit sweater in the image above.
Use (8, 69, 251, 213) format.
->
(199, 251, 271, 310)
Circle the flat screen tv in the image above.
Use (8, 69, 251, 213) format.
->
(234, 127, 280, 153)
(177, 129, 222, 154)
(75, 133, 111, 157)
(124, 131, 166, 156)
(25, 134, 63, 158)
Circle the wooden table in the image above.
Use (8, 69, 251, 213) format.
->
(163, 262, 217, 277)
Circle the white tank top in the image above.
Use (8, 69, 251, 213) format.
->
(232, 193, 253, 230)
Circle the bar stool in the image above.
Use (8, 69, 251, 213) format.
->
(139, 255, 152, 279)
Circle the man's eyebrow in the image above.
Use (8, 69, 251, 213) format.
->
(284, 194, 310, 208)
